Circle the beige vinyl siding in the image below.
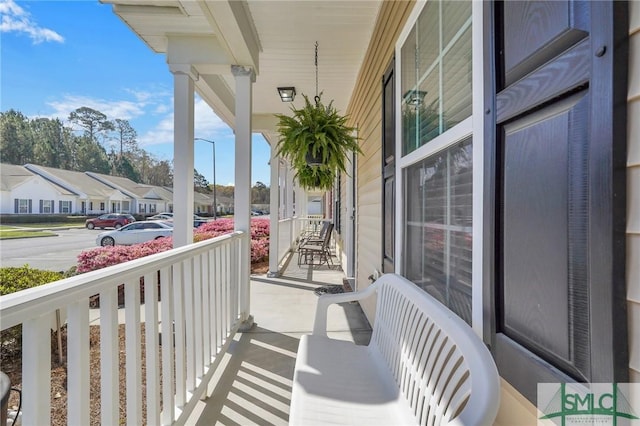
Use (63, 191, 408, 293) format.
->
(628, 0, 640, 383)
(343, 0, 415, 320)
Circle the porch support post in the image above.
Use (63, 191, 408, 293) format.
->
(285, 162, 296, 248)
(294, 180, 306, 237)
(170, 64, 197, 248)
(232, 65, 255, 330)
(268, 145, 280, 276)
(279, 160, 286, 219)
(285, 162, 294, 218)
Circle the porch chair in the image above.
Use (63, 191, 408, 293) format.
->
(298, 222, 334, 266)
(298, 220, 331, 246)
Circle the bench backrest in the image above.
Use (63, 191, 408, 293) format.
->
(369, 274, 500, 425)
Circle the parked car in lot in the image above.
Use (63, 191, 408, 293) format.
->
(193, 214, 209, 228)
(149, 212, 209, 228)
(96, 220, 173, 246)
(148, 212, 173, 220)
(86, 213, 135, 230)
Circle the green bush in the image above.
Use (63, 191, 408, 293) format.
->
(1, 265, 63, 362)
(0, 214, 87, 224)
(0, 265, 63, 295)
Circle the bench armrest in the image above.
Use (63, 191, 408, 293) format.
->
(312, 281, 379, 337)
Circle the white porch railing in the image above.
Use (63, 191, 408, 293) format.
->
(277, 218, 295, 265)
(0, 231, 248, 426)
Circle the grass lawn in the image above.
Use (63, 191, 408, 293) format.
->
(7, 223, 84, 229)
(0, 228, 57, 239)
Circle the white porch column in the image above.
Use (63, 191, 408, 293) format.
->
(269, 145, 280, 276)
(294, 180, 306, 237)
(285, 162, 295, 218)
(279, 160, 286, 219)
(170, 64, 197, 248)
(285, 163, 296, 245)
(232, 65, 255, 328)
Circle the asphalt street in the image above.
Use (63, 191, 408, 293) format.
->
(0, 228, 98, 272)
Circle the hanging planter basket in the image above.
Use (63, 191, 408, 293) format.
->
(305, 150, 323, 166)
(275, 94, 362, 190)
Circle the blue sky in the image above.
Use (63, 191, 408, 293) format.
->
(0, 0, 272, 186)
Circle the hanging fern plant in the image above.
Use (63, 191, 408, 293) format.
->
(274, 42, 362, 190)
(275, 94, 362, 190)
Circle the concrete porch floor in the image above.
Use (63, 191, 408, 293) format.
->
(186, 253, 373, 425)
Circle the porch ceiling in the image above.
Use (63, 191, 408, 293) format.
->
(104, 0, 382, 144)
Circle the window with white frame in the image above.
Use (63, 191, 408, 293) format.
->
(99, 202, 105, 211)
(122, 201, 130, 212)
(60, 201, 72, 213)
(400, 0, 473, 324)
(40, 199, 54, 213)
(15, 199, 31, 214)
(401, 1, 472, 156)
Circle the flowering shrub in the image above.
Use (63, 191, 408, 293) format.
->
(251, 238, 270, 263)
(77, 218, 270, 273)
(76, 238, 173, 273)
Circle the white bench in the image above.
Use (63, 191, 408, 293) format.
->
(290, 274, 500, 426)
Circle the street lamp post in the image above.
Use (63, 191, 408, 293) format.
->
(195, 138, 217, 220)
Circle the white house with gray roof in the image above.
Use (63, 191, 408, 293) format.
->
(24, 164, 131, 215)
(2, 163, 223, 216)
(1, 163, 78, 214)
(86, 172, 174, 214)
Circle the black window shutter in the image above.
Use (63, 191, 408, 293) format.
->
(59, 201, 63, 213)
(28, 199, 32, 213)
(39, 200, 43, 213)
(492, 0, 629, 402)
(14, 199, 18, 213)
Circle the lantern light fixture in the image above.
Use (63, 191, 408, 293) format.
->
(277, 87, 296, 102)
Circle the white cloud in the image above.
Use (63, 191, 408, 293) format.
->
(154, 104, 169, 114)
(138, 97, 230, 146)
(47, 95, 146, 122)
(137, 113, 174, 146)
(0, 0, 64, 44)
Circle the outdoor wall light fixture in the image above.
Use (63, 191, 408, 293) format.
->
(277, 87, 296, 102)
(403, 90, 427, 107)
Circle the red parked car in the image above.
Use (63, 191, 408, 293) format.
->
(85, 213, 135, 230)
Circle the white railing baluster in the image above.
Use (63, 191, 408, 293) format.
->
(214, 247, 224, 354)
(125, 278, 142, 426)
(144, 272, 160, 426)
(173, 261, 186, 408)
(232, 238, 239, 322)
(160, 265, 175, 425)
(67, 300, 90, 426)
(221, 243, 229, 337)
(184, 258, 195, 392)
(100, 286, 119, 425)
(193, 254, 204, 379)
(22, 314, 51, 426)
(201, 252, 211, 368)
(202, 250, 213, 366)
